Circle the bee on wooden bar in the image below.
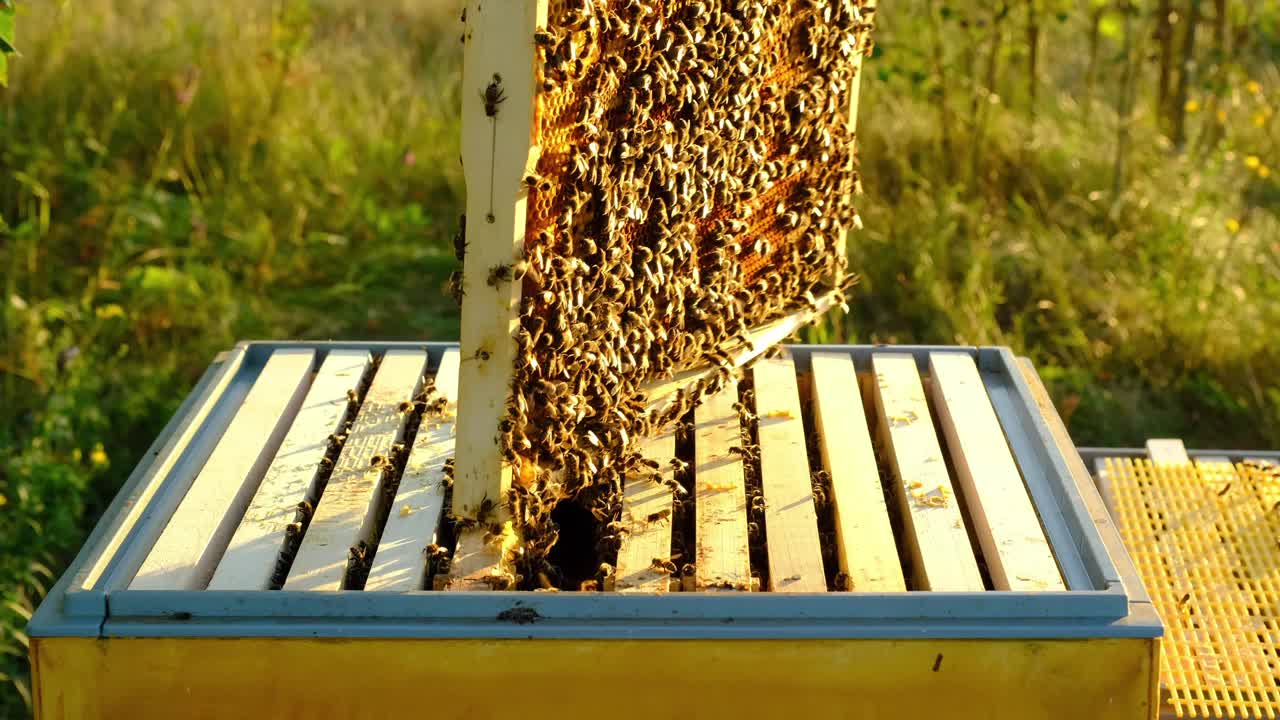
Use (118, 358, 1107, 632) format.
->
(650, 558, 677, 575)
(453, 214, 467, 262)
(533, 27, 557, 47)
(480, 73, 506, 117)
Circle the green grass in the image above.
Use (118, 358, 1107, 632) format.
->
(1, 0, 1278, 714)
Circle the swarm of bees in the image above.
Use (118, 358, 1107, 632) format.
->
(462, 0, 875, 586)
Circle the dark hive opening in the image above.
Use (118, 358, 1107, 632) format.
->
(546, 499, 600, 589)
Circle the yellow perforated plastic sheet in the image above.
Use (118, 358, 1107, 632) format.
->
(1104, 457, 1280, 718)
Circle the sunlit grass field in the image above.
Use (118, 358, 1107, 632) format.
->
(1, 0, 1277, 712)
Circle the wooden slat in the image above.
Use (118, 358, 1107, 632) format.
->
(928, 352, 1064, 591)
(446, 524, 518, 591)
(693, 377, 752, 592)
(131, 349, 315, 590)
(614, 431, 678, 593)
(1196, 455, 1232, 467)
(838, 0, 875, 274)
(78, 346, 249, 591)
(752, 355, 826, 593)
(365, 350, 461, 592)
(870, 354, 983, 591)
(1147, 438, 1191, 466)
(208, 350, 372, 590)
(284, 351, 427, 591)
(809, 352, 905, 591)
(451, 0, 548, 523)
(642, 293, 841, 411)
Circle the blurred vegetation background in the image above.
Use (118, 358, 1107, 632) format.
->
(0, 0, 1277, 712)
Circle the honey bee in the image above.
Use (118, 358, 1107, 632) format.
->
(453, 214, 467, 262)
(476, 497, 497, 524)
(487, 263, 513, 287)
(349, 541, 372, 568)
(533, 27, 557, 47)
(444, 270, 466, 305)
(481, 73, 506, 117)
(650, 557, 677, 574)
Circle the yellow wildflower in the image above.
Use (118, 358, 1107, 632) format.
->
(95, 304, 126, 320)
(0, 494, 7, 508)
(1261, 166, 1272, 179)
(1185, 99, 1200, 113)
(90, 443, 109, 467)
(1246, 80, 1262, 95)
(1225, 218, 1241, 234)
(1245, 156, 1261, 169)
(1216, 109, 1228, 123)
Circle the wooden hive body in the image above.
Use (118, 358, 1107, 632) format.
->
(29, 342, 1162, 719)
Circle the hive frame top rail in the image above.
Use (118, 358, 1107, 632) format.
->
(29, 342, 1157, 641)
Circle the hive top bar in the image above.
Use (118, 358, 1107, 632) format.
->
(450, 0, 877, 584)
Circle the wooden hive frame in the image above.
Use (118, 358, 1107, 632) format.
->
(451, 0, 876, 586)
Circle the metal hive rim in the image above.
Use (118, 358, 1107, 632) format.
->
(27, 342, 1159, 641)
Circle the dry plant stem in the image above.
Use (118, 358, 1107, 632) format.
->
(924, 0, 954, 176)
(1169, 0, 1202, 150)
(1155, 0, 1175, 117)
(1112, 1, 1139, 202)
(970, 1, 1008, 184)
(1025, 0, 1040, 122)
(1084, 4, 1103, 127)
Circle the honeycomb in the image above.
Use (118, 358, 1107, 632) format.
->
(463, 0, 875, 585)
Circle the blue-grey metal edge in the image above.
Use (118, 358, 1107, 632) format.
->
(26, 352, 238, 638)
(29, 342, 1162, 642)
(1078, 447, 1280, 464)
